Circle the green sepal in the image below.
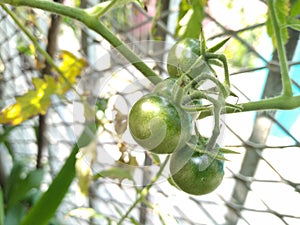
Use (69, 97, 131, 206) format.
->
(207, 37, 231, 53)
(219, 147, 240, 155)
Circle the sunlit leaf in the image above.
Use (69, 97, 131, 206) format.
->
(0, 75, 56, 125)
(57, 50, 87, 94)
(75, 139, 97, 196)
(0, 51, 87, 125)
(175, 0, 207, 39)
(267, 0, 290, 47)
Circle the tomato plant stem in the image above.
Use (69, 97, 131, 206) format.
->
(267, 0, 293, 97)
(117, 155, 170, 225)
(0, 0, 162, 85)
(198, 95, 300, 119)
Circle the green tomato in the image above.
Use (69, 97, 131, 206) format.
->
(170, 142, 224, 195)
(167, 38, 210, 78)
(128, 94, 192, 154)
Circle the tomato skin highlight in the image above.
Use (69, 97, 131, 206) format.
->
(167, 38, 210, 78)
(128, 94, 192, 154)
(170, 144, 224, 195)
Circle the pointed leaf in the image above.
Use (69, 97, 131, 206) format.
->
(207, 37, 231, 53)
(219, 147, 240, 155)
(167, 177, 179, 189)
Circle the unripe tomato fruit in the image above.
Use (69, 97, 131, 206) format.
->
(167, 38, 210, 78)
(128, 94, 192, 154)
(170, 143, 224, 195)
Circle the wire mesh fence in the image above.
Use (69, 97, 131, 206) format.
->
(0, 1, 300, 225)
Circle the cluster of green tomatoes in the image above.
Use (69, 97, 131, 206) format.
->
(128, 36, 236, 195)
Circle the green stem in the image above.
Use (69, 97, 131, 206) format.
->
(0, 0, 161, 84)
(267, 0, 293, 97)
(117, 155, 170, 225)
(198, 95, 300, 119)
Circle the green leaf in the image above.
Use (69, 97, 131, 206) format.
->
(267, 0, 290, 47)
(167, 177, 179, 189)
(130, 216, 140, 225)
(20, 145, 79, 225)
(286, 16, 300, 31)
(175, 0, 206, 39)
(0, 187, 4, 225)
(5, 163, 44, 210)
(291, 0, 300, 16)
(4, 203, 26, 225)
(207, 37, 231, 53)
(219, 147, 240, 155)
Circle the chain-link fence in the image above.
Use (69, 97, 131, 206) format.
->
(0, 1, 300, 225)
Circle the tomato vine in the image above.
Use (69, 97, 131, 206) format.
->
(0, 0, 300, 224)
(1, 0, 299, 114)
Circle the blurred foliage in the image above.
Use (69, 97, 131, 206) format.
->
(0, 51, 87, 125)
(174, 0, 207, 39)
